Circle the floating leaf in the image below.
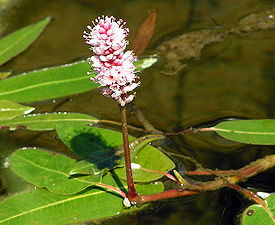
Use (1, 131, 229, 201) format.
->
(0, 57, 155, 103)
(0, 176, 163, 225)
(0, 17, 50, 66)
(115, 144, 175, 182)
(241, 194, 275, 225)
(134, 57, 158, 70)
(0, 100, 34, 120)
(0, 61, 97, 102)
(127, 134, 166, 159)
(56, 125, 125, 170)
(209, 119, 275, 145)
(56, 125, 175, 182)
(0, 112, 98, 131)
(9, 148, 102, 195)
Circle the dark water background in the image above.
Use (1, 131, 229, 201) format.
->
(0, 0, 275, 224)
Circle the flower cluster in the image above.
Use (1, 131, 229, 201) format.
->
(83, 16, 139, 106)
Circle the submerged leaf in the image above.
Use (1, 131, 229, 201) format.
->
(210, 119, 275, 145)
(132, 10, 157, 56)
(0, 17, 50, 66)
(0, 100, 34, 120)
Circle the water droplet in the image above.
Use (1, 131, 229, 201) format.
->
(2, 158, 9, 168)
(246, 209, 254, 216)
(131, 163, 141, 169)
(123, 198, 131, 207)
(256, 191, 270, 199)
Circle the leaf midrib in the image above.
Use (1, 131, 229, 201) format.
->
(0, 75, 91, 97)
(214, 127, 275, 135)
(0, 21, 44, 64)
(0, 190, 105, 224)
(16, 154, 97, 185)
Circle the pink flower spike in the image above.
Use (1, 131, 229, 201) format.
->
(84, 16, 139, 106)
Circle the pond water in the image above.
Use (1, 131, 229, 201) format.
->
(0, 0, 275, 224)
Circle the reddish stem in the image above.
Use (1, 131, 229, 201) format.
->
(135, 189, 199, 204)
(119, 105, 138, 200)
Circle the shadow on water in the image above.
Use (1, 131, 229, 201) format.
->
(0, 0, 275, 225)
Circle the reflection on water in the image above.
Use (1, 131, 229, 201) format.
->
(0, 0, 275, 224)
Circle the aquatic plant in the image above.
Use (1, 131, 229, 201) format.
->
(0, 12, 274, 225)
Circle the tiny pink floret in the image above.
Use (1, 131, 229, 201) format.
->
(83, 16, 139, 106)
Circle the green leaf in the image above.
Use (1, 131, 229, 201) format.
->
(56, 125, 175, 182)
(0, 61, 97, 102)
(9, 148, 102, 195)
(0, 176, 163, 225)
(127, 134, 166, 160)
(69, 160, 100, 176)
(0, 188, 122, 225)
(0, 112, 98, 131)
(115, 144, 175, 182)
(241, 194, 275, 225)
(0, 17, 51, 66)
(0, 100, 34, 120)
(56, 125, 124, 170)
(0, 57, 156, 103)
(211, 119, 275, 145)
(134, 57, 158, 70)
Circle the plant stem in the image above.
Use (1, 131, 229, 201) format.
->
(135, 189, 199, 204)
(119, 105, 138, 200)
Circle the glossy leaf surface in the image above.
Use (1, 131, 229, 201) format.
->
(9, 148, 101, 195)
(241, 194, 275, 225)
(0, 17, 50, 66)
(0, 57, 156, 103)
(0, 100, 34, 120)
(0, 176, 163, 225)
(212, 119, 275, 145)
(56, 125, 175, 182)
(0, 112, 98, 130)
(0, 61, 96, 102)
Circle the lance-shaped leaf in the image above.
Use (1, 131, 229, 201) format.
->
(0, 17, 50, 66)
(56, 125, 175, 182)
(0, 100, 34, 120)
(9, 148, 102, 195)
(241, 194, 275, 225)
(0, 176, 163, 225)
(206, 119, 275, 145)
(0, 112, 99, 130)
(0, 61, 97, 102)
(0, 57, 156, 103)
